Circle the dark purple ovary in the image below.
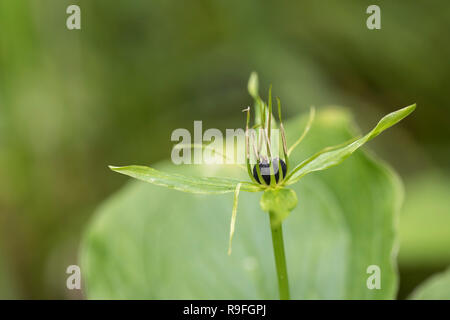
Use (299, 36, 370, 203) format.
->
(253, 158, 287, 185)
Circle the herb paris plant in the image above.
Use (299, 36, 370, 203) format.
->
(109, 73, 415, 300)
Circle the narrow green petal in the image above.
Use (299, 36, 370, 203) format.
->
(287, 106, 316, 156)
(248, 72, 259, 100)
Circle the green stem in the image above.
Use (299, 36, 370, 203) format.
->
(269, 212, 290, 300)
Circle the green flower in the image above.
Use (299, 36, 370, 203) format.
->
(110, 72, 414, 251)
(109, 72, 415, 299)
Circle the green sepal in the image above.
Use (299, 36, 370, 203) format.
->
(260, 188, 298, 225)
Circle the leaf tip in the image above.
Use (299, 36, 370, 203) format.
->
(248, 72, 259, 99)
(405, 103, 417, 113)
(394, 103, 416, 121)
(398, 103, 416, 117)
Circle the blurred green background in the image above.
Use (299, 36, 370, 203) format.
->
(0, 0, 449, 299)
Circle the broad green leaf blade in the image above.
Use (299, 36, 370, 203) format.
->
(286, 104, 415, 184)
(82, 107, 402, 299)
(260, 188, 298, 225)
(109, 165, 261, 194)
(409, 267, 450, 299)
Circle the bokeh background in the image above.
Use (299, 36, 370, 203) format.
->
(0, 0, 449, 299)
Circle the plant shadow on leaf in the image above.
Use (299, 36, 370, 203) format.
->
(81, 106, 403, 299)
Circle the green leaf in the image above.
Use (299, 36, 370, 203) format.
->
(409, 267, 450, 299)
(81, 107, 402, 299)
(260, 188, 298, 225)
(109, 165, 261, 194)
(286, 104, 415, 184)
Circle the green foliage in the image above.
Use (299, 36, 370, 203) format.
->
(286, 104, 416, 184)
(1, 0, 447, 298)
(109, 166, 261, 194)
(409, 267, 450, 299)
(81, 107, 403, 299)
